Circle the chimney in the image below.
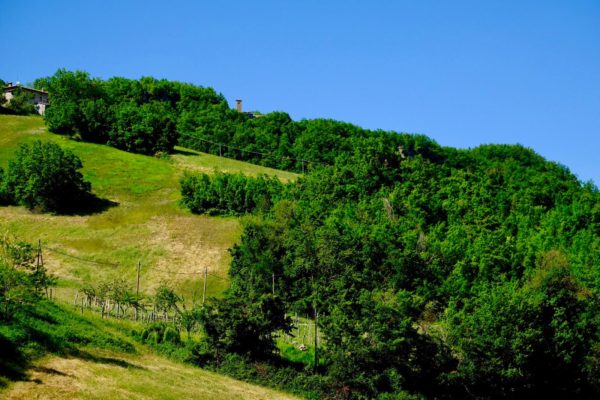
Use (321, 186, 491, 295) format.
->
(236, 99, 242, 112)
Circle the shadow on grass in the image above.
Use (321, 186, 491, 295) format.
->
(0, 301, 138, 388)
(73, 349, 145, 370)
(172, 148, 201, 156)
(31, 366, 71, 377)
(53, 194, 119, 216)
(0, 334, 28, 387)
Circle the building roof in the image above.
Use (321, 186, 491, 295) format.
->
(3, 84, 48, 95)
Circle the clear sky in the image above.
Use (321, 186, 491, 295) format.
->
(2, 0, 599, 184)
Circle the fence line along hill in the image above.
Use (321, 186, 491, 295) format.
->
(0, 114, 297, 303)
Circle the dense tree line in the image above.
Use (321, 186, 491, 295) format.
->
(180, 172, 286, 215)
(28, 69, 600, 397)
(198, 141, 600, 399)
(35, 69, 225, 155)
(38, 70, 441, 174)
(177, 110, 433, 173)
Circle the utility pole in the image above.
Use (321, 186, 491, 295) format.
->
(272, 272, 275, 295)
(135, 261, 141, 320)
(312, 273, 319, 371)
(37, 239, 44, 268)
(202, 266, 207, 306)
(36, 240, 41, 268)
(37, 239, 48, 297)
(314, 305, 319, 370)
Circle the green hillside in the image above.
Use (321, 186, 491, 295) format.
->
(0, 114, 297, 302)
(2, 85, 599, 398)
(0, 300, 298, 400)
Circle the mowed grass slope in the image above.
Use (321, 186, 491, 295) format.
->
(0, 301, 298, 400)
(3, 349, 298, 400)
(0, 115, 298, 300)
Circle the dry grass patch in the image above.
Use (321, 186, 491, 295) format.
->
(3, 349, 299, 400)
(0, 115, 295, 301)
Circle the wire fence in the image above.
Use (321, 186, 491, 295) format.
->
(43, 241, 323, 350)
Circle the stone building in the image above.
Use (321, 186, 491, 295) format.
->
(3, 83, 49, 115)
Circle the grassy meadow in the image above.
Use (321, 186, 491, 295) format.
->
(0, 300, 298, 400)
(3, 349, 298, 400)
(0, 115, 298, 302)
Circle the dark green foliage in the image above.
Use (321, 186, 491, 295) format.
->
(39, 69, 225, 155)
(25, 69, 600, 397)
(446, 250, 599, 398)
(201, 353, 331, 400)
(38, 69, 452, 174)
(140, 323, 181, 346)
(221, 140, 600, 398)
(1, 140, 91, 212)
(109, 100, 177, 154)
(199, 293, 291, 359)
(180, 172, 285, 215)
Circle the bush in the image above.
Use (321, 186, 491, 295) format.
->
(180, 172, 285, 215)
(1, 140, 91, 212)
(108, 101, 177, 155)
(199, 293, 291, 359)
(163, 327, 181, 345)
(140, 323, 181, 346)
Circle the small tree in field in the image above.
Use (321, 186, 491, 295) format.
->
(0, 235, 55, 320)
(2, 140, 92, 212)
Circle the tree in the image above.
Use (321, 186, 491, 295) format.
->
(0, 79, 6, 109)
(180, 306, 202, 340)
(109, 101, 177, 155)
(43, 69, 104, 134)
(154, 283, 181, 319)
(2, 140, 92, 212)
(446, 254, 600, 399)
(0, 236, 55, 320)
(199, 292, 291, 360)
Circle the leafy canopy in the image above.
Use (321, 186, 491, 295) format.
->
(1, 140, 91, 212)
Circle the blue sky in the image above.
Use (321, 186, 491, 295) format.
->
(2, 0, 599, 184)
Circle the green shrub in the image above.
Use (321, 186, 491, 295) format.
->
(180, 172, 285, 215)
(2, 140, 91, 212)
(148, 331, 160, 345)
(163, 327, 181, 345)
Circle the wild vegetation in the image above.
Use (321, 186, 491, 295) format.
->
(33, 69, 224, 155)
(180, 171, 286, 215)
(244, 145, 597, 398)
(184, 142, 599, 398)
(35, 69, 428, 173)
(0, 140, 92, 213)
(0, 115, 300, 399)
(1, 69, 599, 399)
